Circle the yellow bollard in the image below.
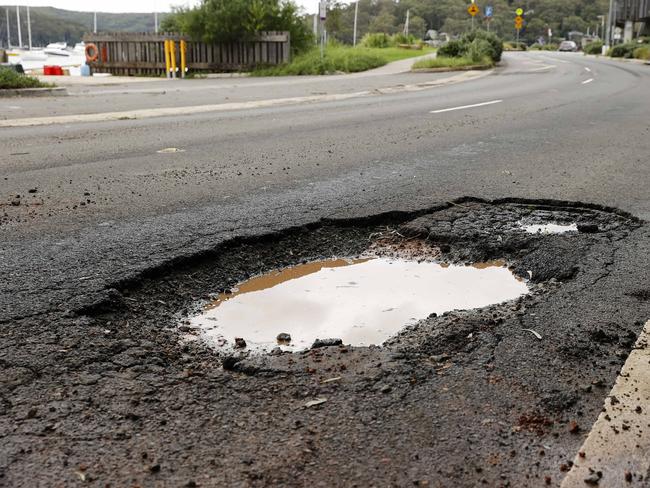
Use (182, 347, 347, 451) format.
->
(180, 39, 187, 78)
(170, 40, 177, 79)
(163, 39, 171, 79)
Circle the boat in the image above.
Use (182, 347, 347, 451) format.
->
(44, 42, 71, 57)
(73, 42, 86, 54)
(20, 49, 48, 61)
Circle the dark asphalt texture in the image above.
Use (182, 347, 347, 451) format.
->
(1, 52, 649, 487)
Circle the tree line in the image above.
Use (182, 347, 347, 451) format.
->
(324, 0, 610, 44)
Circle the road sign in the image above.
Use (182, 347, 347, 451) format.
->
(485, 5, 493, 17)
(515, 17, 523, 29)
(516, 7, 524, 16)
(319, 0, 327, 21)
(468, 4, 479, 16)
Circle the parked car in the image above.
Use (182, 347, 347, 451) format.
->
(558, 40, 578, 52)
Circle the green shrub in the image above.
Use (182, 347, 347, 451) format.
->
(461, 30, 503, 62)
(252, 45, 429, 76)
(438, 32, 502, 63)
(392, 33, 418, 45)
(412, 55, 492, 69)
(0, 67, 50, 89)
(634, 46, 650, 60)
(467, 38, 494, 63)
(584, 41, 603, 55)
(360, 33, 394, 48)
(504, 41, 527, 51)
(529, 43, 558, 51)
(437, 39, 465, 58)
(608, 42, 637, 58)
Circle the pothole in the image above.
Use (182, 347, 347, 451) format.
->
(189, 257, 529, 353)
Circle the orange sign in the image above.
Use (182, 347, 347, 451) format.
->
(468, 4, 479, 16)
(515, 16, 524, 29)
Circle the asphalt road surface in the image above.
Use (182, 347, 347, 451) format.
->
(1, 52, 649, 487)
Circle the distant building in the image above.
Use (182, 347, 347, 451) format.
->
(615, 0, 649, 40)
(617, 0, 650, 22)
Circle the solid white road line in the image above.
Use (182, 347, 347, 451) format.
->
(529, 65, 556, 72)
(582, 78, 594, 85)
(561, 320, 650, 487)
(0, 71, 493, 128)
(430, 99, 503, 114)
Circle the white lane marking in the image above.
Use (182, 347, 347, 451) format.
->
(582, 78, 594, 85)
(561, 320, 650, 487)
(430, 99, 503, 114)
(0, 71, 492, 128)
(585, 67, 592, 72)
(529, 65, 556, 72)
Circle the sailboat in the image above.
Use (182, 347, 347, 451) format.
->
(44, 42, 71, 56)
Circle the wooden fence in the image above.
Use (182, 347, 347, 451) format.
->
(82, 32, 291, 76)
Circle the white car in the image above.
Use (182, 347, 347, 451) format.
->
(558, 40, 578, 52)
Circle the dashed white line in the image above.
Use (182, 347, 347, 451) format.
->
(582, 78, 594, 85)
(585, 67, 592, 72)
(430, 99, 503, 114)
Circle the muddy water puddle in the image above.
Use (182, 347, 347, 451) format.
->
(189, 258, 528, 353)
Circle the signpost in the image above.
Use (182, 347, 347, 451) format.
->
(319, 0, 327, 60)
(515, 8, 524, 45)
(485, 5, 493, 32)
(467, 1, 479, 29)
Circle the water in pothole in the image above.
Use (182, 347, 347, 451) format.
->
(522, 223, 578, 234)
(189, 257, 529, 353)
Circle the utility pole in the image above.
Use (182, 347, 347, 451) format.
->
(5, 7, 11, 48)
(605, 0, 614, 48)
(16, 5, 22, 49)
(352, 1, 358, 46)
(93, 11, 97, 33)
(154, 0, 158, 33)
(404, 9, 410, 36)
(26, 4, 32, 50)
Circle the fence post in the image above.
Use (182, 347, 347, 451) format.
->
(180, 39, 187, 78)
(164, 39, 171, 78)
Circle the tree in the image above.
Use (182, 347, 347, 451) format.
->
(161, 0, 312, 54)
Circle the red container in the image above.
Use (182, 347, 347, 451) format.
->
(43, 65, 63, 76)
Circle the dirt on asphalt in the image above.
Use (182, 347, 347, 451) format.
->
(2, 198, 650, 487)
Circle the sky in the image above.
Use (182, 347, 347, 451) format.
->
(0, 0, 316, 14)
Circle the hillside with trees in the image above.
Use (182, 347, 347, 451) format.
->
(0, 6, 167, 47)
(1, 0, 612, 49)
(324, 0, 610, 45)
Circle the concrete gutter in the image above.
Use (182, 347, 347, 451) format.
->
(0, 87, 68, 98)
(561, 320, 650, 486)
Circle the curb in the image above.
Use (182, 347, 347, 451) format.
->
(0, 87, 68, 98)
(583, 53, 650, 66)
(411, 64, 493, 73)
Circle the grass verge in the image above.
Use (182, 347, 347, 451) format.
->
(412, 55, 493, 70)
(252, 45, 433, 76)
(0, 67, 52, 89)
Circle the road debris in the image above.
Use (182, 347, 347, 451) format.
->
(304, 398, 328, 408)
(522, 328, 542, 340)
